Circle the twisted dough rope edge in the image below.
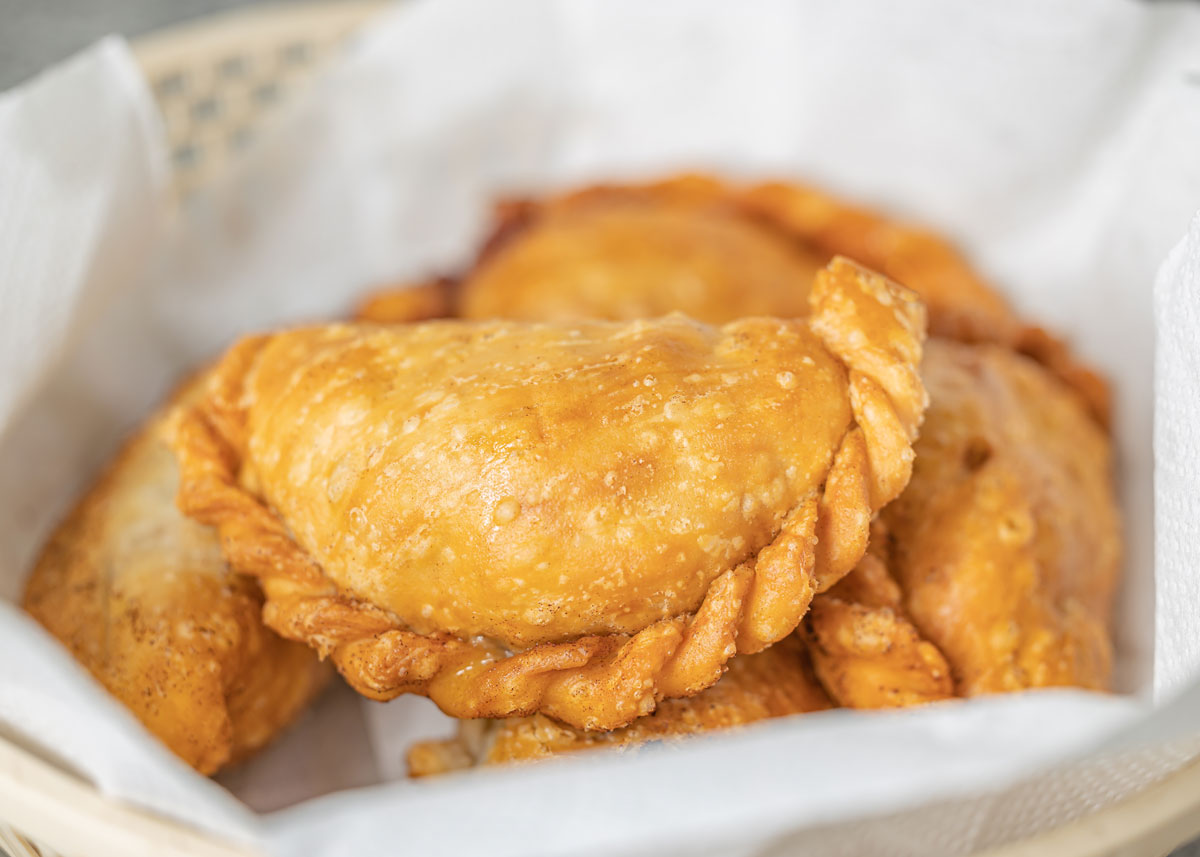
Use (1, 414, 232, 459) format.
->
(171, 258, 926, 732)
(804, 594, 956, 709)
(803, 544, 955, 710)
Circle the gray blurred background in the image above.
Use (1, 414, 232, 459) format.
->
(0, 0, 254, 90)
(1, 2, 1198, 856)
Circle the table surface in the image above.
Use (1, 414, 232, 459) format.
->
(1, 2, 1198, 856)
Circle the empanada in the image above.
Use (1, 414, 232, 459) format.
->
(875, 340, 1119, 693)
(806, 341, 1118, 703)
(456, 177, 823, 325)
(404, 340, 1118, 767)
(171, 258, 928, 730)
(357, 174, 1105, 423)
(23, 379, 330, 774)
(407, 636, 830, 776)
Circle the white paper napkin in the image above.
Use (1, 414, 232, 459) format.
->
(1155, 213, 1200, 700)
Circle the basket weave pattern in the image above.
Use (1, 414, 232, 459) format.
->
(134, 1, 386, 198)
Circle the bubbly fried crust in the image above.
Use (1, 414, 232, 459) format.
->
(878, 341, 1119, 693)
(22, 380, 329, 775)
(356, 174, 1108, 426)
(407, 636, 831, 776)
(172, 258, 926, 730)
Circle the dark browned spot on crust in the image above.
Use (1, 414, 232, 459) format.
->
(962, 437, 993, 472)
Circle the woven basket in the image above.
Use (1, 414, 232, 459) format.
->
(1, 4, 1199, 856)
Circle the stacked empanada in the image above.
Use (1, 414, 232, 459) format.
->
(23, 174, 1119, 778)
(23, 377, 330, 774)
(171, 257, 926, 731)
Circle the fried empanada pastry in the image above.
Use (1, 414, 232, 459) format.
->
(407, 636, 831, 776)
(23, 379, 330, 775)
(172, 258, 927, 731)
(360, 176, 820, 327)
(872, 340, 1119, 693)
(358, 174, 1108, 425)
(804, 341, 1118, 703)
(736, 180, 1014, 345)
(457, 177, 823, 325)
(804, 527, 954, 708)
(354, 278, 455, 328)
(406, 337, 1117, 763)
(741, 182, 1111, 426)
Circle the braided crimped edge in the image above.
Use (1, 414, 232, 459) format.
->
(172, 257, 926, 731)
(805, 594, 956, 709)
(803, 525, 955, 710)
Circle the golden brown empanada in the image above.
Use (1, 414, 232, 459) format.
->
(740, 182, 1111, 427)
(355, 278, 455, 328)
(804, 341, 1117, 705)
(171, 258, 928, 731)
(407, 636, 831, 776)
(23, 378, 330, 775)
(875, 340, 1119, 693)
(455, 176, 822, 325)
(359, 174, 1108, 425)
